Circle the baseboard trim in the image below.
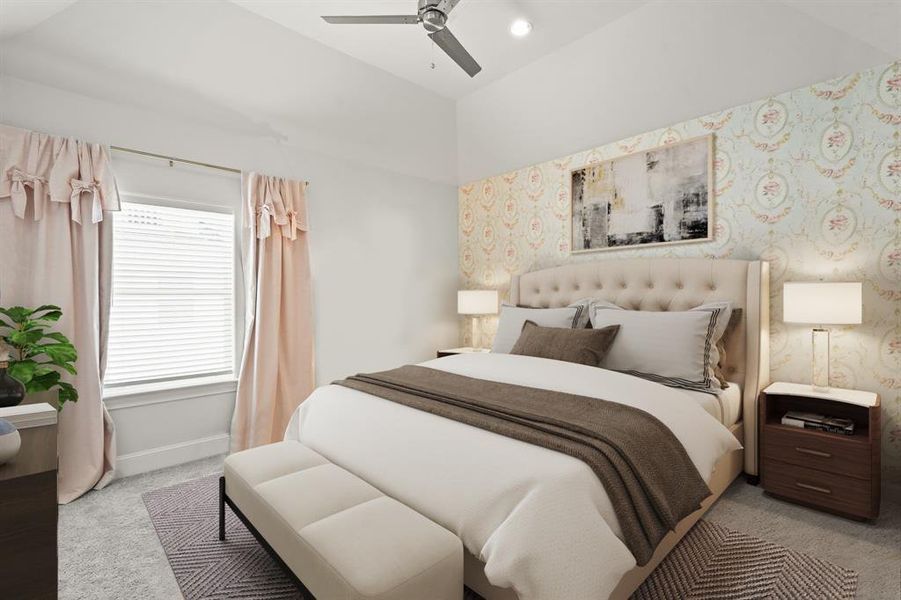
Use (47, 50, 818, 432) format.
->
(116, 433, 230, 479)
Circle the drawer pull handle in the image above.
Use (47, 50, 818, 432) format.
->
(796, 482, 832, 495)
(795, 447, 831, 458)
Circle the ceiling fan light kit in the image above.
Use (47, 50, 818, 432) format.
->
(321, 0, 482, 77)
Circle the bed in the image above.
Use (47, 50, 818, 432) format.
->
(285, 257, 770, 600)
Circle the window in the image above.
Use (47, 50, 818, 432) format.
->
(105, 201, 236, 389)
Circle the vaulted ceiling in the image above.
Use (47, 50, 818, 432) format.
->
(6, 1, 897, 101)
(231, 0, 647, 99)
(0, 0, 77, 39)
(1, 0, 897, 183)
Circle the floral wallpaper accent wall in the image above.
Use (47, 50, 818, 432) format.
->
(458, 62, 901, 474)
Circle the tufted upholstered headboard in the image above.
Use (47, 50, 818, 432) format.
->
(508, 257, 769, 476)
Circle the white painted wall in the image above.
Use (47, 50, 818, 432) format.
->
(456, 0, 899, 183)
(0, 75, 459, 476)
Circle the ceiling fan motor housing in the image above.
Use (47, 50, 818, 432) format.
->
(420, 9, 447, 32)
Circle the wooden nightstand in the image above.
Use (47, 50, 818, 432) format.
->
(436, 347, 491, 358)
(759, 382, 880, 520)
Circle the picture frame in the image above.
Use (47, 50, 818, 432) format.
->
(569, 134, 714, 254)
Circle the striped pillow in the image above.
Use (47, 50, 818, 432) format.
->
(590, 301, 733, 392)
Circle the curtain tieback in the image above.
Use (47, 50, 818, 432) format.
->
(70, 178, 104, 224)
(256, 205, 273, 239)
(8, 167, 48, 219)
(286, 210, 299, 241)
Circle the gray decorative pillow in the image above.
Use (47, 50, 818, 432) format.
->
(510, 321, 620, 367)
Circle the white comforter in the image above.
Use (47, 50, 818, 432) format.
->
(285, 353, 741, 600)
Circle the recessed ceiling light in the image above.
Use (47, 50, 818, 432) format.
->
(510, 19, 532, 37)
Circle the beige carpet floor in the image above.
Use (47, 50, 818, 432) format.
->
(59, 455, 901, 599)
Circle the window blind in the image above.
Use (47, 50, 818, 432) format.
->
(105, 201, 236, 387)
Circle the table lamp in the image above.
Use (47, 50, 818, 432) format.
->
(457, 290, 498, 350)
(783, 281, 862, 392)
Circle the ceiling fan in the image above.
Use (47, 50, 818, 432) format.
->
(322, 0, 481, 77)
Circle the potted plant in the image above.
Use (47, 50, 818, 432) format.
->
(0, 305, 78, 410)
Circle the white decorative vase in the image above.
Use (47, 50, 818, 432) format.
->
(0, 418, 21, 464)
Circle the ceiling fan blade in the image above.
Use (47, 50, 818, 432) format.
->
(321, 15, 419, 25)
(435, 0, 462, 15)
(429, 27, 481, 77)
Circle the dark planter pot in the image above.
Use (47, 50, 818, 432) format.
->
(0, 365, 25, 408)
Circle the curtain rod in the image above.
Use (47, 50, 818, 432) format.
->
(110, 145, 310, 185)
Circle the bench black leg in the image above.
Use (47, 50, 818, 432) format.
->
(219, 476, 226, 541)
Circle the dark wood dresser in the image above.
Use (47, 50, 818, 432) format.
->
(759, 382, 880, 520)
(0, 403, 59, 599)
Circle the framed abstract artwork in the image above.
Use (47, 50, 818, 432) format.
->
(570, 134, 714, 253)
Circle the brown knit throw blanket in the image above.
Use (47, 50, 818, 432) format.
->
(336, 365, 711, 566)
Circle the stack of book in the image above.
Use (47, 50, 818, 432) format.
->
(781, 411, 855, 435)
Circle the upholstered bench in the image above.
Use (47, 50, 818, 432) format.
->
(220, 441, 463, 600)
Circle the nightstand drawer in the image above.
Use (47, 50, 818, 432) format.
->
(762, 459, 872, 518)
(761, 425, 870, 479)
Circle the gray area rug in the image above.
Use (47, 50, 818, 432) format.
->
(143, 474, 858, 600)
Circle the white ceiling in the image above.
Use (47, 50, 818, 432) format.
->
(231, 1, 646, 99)
(0, 0, 77, 39)
(2, 1, 897, 102)
(1, 0, 897, 184)
(783, 0, 901, 57)
(0, 0, 461, 184)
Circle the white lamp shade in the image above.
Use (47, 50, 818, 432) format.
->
(458, 290, 498, 315)
(783, 282, 862, 325)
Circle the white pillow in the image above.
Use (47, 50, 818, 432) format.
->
(492, 303, 586, 354)
(590, 300, 733, 392)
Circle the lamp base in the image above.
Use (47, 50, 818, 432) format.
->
(471, 316, 483, 350)
(811, 328, 830, 392)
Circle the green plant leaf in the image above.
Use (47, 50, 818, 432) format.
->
(20, 344, 44, 360)
(26, 370, 60, 392)
(34, 342, 78, 366)
(43, 331, 72, 344)
(57, 381, 78, 406)
(34, 310, 62, 323)
(53, 361, 77, 375)
(0, 306, 34, 323)
(32, 304, 61, 314)
(17, 320, 41, 331)
(32, 364, 55, 377)
(7, 360, 38, 384)
(7, 329, 43, 347)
